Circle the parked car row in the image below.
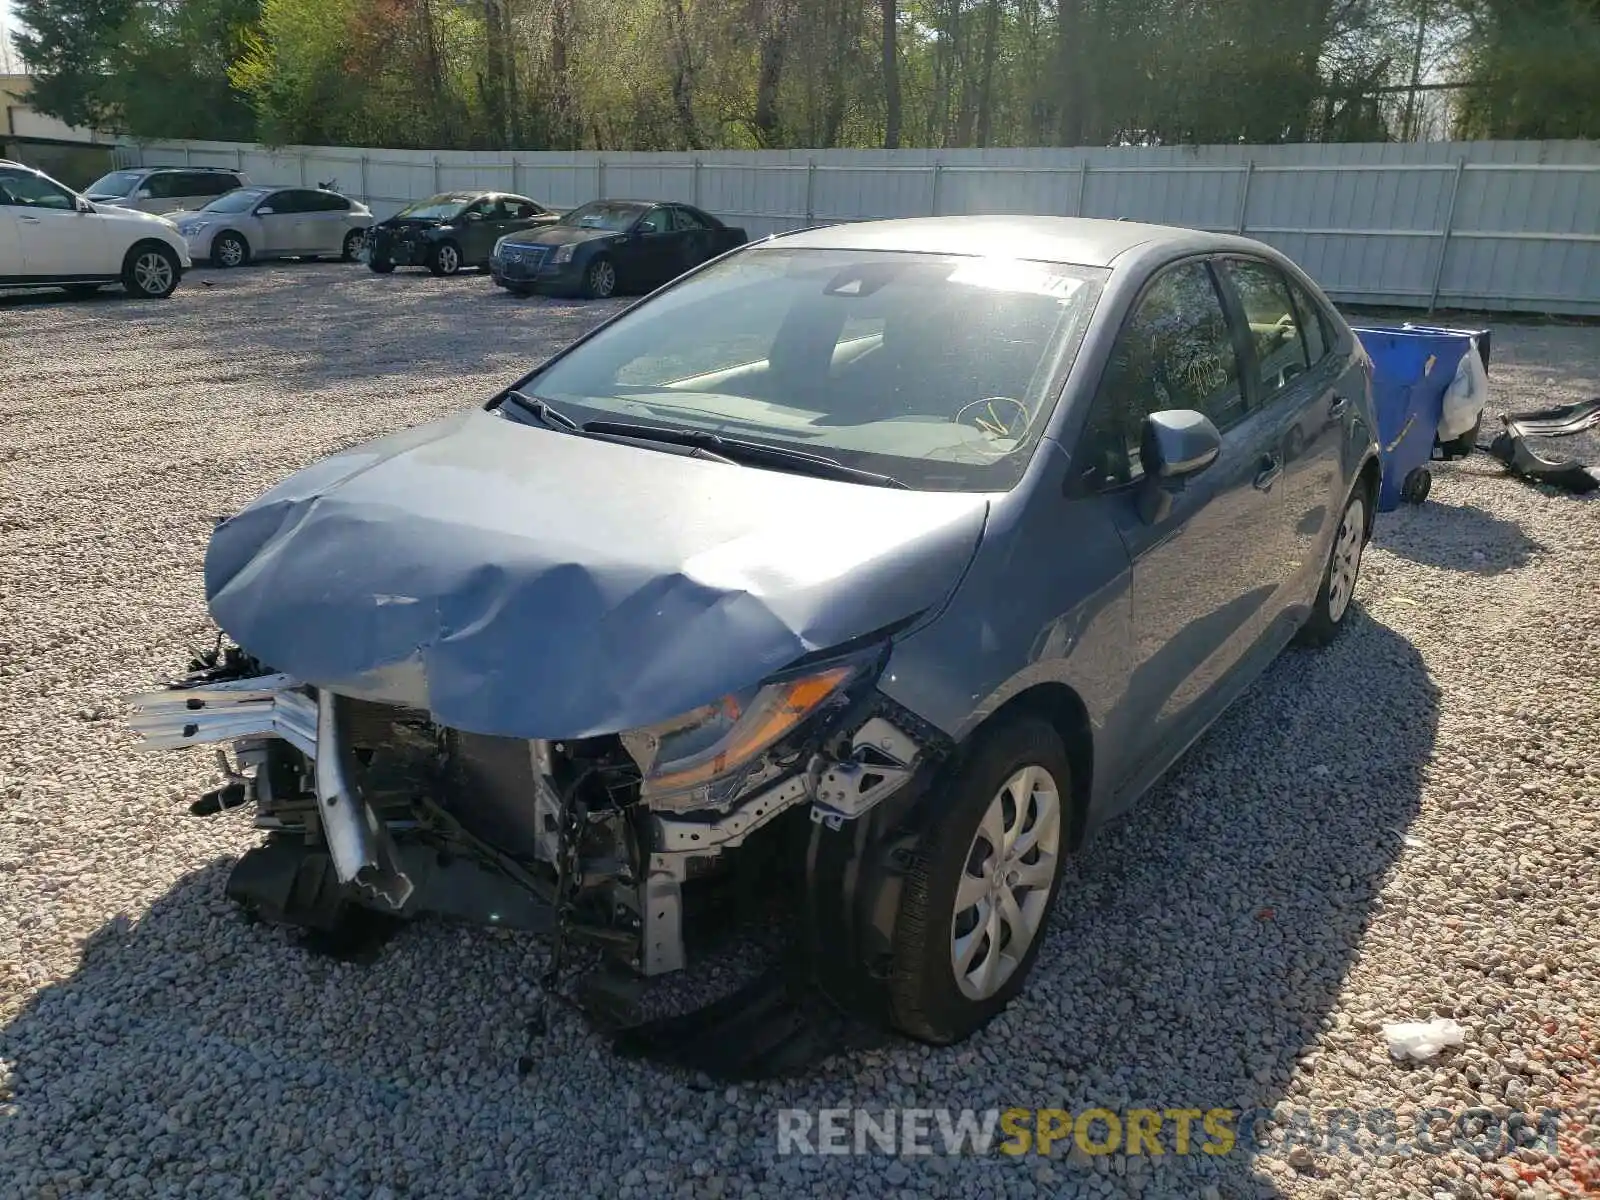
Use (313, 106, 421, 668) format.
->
(4, 160, 753, 304)
(365, 192, 749, 298)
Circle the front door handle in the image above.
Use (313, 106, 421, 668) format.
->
(19, 215, 40, 222)
(1253, 453, 1283, 492)
(1329, 394, 1351, 419)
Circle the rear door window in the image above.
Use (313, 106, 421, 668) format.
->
(1220, 259, 1313, 399)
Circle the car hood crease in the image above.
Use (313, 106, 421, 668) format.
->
(204, 409, 989, 740)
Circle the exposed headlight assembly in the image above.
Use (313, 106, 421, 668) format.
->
(553, 243, 576, 265)
(620, 654, 876, 807)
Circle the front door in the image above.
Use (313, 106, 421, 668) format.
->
(255, 190, 305, 254)
(0, 203, 20, 277)
(4, 169, 106, 276)
(628, 206, 679, 288)
(1076, 258, 1289, 781)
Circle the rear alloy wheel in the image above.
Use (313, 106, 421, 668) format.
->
(583, 256, 616, 299)
(428, 241, 462, 277)
(885, 716, 1071, 1044)
(211, 232, 248, 269)
(1298, 489, 1367, 646)
(123, 244, 181, 299)
(342, 229, 366, 262)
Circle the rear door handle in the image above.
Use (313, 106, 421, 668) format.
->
(1253, 453, 1283, 491)
(1329, 394, 1351, 419)
(18, 215, 40, 222)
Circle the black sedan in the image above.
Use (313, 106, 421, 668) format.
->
(366, 191, 559, 276)
(489, 199, 748, 298)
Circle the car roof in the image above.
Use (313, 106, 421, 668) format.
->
(765, 215, 1248, 268)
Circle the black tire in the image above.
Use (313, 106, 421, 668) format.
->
(1297, 486, 1369, 647)
(582, 255, 617, 299)
(121, 242, 181, 299)
(368, 259, 395, 275)
(211, 231, 249, 269)
(1401, 467, 1432, 504)
(427, 240, 463, 277)
(342, 229, 366, 262)
(886, 715, 1072, 1045)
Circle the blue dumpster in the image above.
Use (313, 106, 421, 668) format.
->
(1351, 325, 1481, 511)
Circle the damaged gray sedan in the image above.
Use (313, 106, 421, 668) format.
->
(131, 216, 1380, 1050)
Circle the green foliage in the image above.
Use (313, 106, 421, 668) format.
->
(14, 0, 1600, 146)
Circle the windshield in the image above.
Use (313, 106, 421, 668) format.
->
(560, 201, 647, 232)
(202, 188, 270, 214)
(521, 247, 1105, 492)
(87, 170, 143, 197)
(396, 194, 474, 220)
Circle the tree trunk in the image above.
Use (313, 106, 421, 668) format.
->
(881, 0, 901, 147)
(976, 0, 1001, 146)
(754, 1, 789, 147)
(550, 0, 575, 148)
(1055, 0, 1085, 145)
(666, 0, 699, 149)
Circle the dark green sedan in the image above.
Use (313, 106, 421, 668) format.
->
(366, 191, 560, 276)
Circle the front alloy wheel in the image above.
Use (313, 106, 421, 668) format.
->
(429, 241, 462, 277)
(583, 257, 616, 299)
(124, 245, 180, 299)
(212, 232, 247, 269)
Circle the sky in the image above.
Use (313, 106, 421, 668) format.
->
(0, 0, 18, 76)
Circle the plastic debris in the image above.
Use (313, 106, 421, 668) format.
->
(1382, 1017, 1466, 1061)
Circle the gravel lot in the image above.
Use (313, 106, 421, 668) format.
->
(2, 264, 1597, 1200)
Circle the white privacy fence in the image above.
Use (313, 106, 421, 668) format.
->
(115, 139, 1600, 316)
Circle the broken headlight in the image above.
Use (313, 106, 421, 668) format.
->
(620, 659, 866, 806)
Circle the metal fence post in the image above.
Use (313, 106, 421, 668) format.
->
(930, 162, 943, 215)
(804, 159, 816, 225)
(183, 145, 192, 166)
(693, 157, 702, 206)
(1075, 160, 1089, 216)
(359, 154, 369, 205)
(511, 156, 521, 197)
(1235, 160, 1255, 234)
(1429, 157, 1467, 311)
(236, 147, 243, 172)
(298, 152, 307, 186)
(432, 155, 441, 193)
(596, 157, 606, 199)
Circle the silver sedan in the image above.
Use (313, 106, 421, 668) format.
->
(172, 186, 373, 268)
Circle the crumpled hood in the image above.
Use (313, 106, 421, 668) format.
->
(205, 409, 989, 740)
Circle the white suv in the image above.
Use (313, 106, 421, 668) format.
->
(0, 160, 193, 299)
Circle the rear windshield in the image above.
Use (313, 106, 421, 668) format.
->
(86, 170, 143, 197)
(521, 247, 1106, 492)
(396, 194, 474, 220)
(203, 188, 270, 214)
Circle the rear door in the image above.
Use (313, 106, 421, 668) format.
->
(1215, 256, 1347, 623)
(303, 191, 352, 253)
(1076, 257, 1289, 779)
(182, 171, 242, 213)
(0, 200, 20, 278)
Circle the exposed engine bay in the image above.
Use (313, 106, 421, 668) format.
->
(130, 637, 948, 1067)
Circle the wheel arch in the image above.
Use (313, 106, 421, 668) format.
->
(1356, 454, 1380, 541)
(123, 237, 182, 272)
(959, 682, 1094, 852)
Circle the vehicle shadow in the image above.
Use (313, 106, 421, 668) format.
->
(0, 610, 1437, 1197)
(1372, 500, 1544, 575)
(0, 286, 131, 309)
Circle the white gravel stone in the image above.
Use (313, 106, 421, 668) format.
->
(2, 270, 1598, 1200)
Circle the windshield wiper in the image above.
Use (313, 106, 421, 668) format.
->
(580, 420, 909, 489)
(499, 389, 581, 432)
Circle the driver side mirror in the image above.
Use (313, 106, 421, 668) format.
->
(256, 206, 275, 215)
(465, 211, 484, 222)
(1136, 409, 1221, 524)
(134, 188, 152, 200)
(75, 196, 94, 214)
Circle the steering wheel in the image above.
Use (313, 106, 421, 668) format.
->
(954, 396, 1031, 439)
